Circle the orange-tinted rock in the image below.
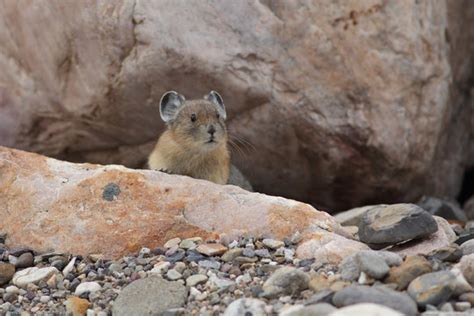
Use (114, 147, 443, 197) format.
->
(196, 243, 228, 257)
(0, 146, 355, 259)
(64, 296, 89, 316)
(385, 256, 432, 290)
(0, 2, 473, 211)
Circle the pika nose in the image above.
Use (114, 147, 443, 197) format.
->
(207, 125, 216, 135)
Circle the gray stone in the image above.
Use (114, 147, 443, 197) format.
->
(166, 269, 182, 281)
(113, 277, 187, 316)
(339, 256, 360, 281)
(460, 239, 474, 256)
(359, 204, 438, 245)
(261, 267, 310, 298)
(355, 251, 389, 279)
(418, 196, 467, 222)
(198, 260, 220, 270)
(332, 285, 417, 316)
(376, 251, 403, 266)
(223, 298, 266, 316)
(12, 267, 58, 288)
(185, 274, 207, 287)
(221, 248, 243, 262)
(74, 282, 101, 296)
(407, 271, 456, 307)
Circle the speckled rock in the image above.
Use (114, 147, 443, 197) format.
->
(261, 267, 310, 298)
(385, 255, 432, 290)
(0, 263, 15, 286)
(112, 277, 187, 316)
(223, 298, 266, 316)
(407, 271, 456, 307)
(12, 267, 59, 288)
(0, 146, 347, 259)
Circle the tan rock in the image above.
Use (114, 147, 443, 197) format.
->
(64, 296, 89, 316)
(196, 243, 228, 257)
(385, 256, 432, 290)
(459, 254, 474, 286)
(0, 2, 472, 211)
(0, 146, 348, 259)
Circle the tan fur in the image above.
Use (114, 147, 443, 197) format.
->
(148, 98, 230, 184)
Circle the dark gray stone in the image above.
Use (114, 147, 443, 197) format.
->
(14, 252, 34, 269)
(332, 285, 417, 316)
(418, 196, 467, 221)
(102, 182, 121, 201)
(358, 203, 438, 245)
(113, 277, 187, 316)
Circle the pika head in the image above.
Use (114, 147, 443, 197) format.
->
(159, 90, 227, 151)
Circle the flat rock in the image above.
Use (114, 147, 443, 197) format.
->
(223, 298, 266, 316)
(358, 203, 438, 245)
(385, 255, 432, 290)
(261, 267, 310, 298)
(332, 285, 418, 316)
(112, 277, 187, 316)
(329, 303, 404, 316)
(0, 146, 347, 259)
(0, 263, 15, 286)
(186, 274, 207, 287)
(407, 271, 456, 307)
(334, 205, 382, 226)
(196, 243, 228, 256)
(262, 239, 285, 249)
(12, 267, 59, 288)
(392, 216, 456, 256)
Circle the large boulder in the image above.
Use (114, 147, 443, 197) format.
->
(0, 1, 473, 210)
(0, 146, 355, 259)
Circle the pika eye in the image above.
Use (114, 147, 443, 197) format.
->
(216, 113, 220, 119)
(190, 113, 197, 122)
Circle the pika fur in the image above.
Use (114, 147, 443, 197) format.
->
(148, 90, 230, 184)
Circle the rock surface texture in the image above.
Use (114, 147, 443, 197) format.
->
(0, 146, 353, 259)
(0, 1, 473, 211)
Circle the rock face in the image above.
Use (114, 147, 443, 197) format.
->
(0, 1, 473, 211)
(0, 146, 355, 259)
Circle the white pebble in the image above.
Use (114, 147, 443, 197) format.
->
(74, 282, 102, 296)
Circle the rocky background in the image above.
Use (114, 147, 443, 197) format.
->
(1, 0, 473, 211)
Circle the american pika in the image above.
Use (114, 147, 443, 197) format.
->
(148, 90, 230, 184)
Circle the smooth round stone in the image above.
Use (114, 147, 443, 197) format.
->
(332, 285, 417, 316)
(330, 303, 403, 316)
(427, 244, 462, 262)
(280, 303, 336, 316)
(166, 269, 182, 281)
(461, 239, 474, 256)
(74, 282, 101, 296)
(355, 251, 389, 279)
(186, 274, 208, 287)
(0, 263, 15, 286)
(358, 203, 438, 245)
(113, 277, 186, 316)
(261, 267, 309, 298)
(417, 196, 467, 222)
(407, 271, 455, 307)
(15, 253, 34, 269)
(262, 239, 284, 249)
(223, 298, 266, 316)
(221, 248, 243, 262)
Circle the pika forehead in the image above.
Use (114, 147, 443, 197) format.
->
(178, 100, 221, 121)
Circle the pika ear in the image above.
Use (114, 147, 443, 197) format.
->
(159, 91, 185, 122)
(205, 90, 226, 120)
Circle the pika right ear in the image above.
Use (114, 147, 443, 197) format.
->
(159, 91, 185, 122)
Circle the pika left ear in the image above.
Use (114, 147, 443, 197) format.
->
(205, 90, 226, 120)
